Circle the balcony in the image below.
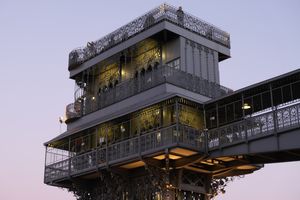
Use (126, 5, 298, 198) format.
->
(45, 100, 300, 184)
(44, 124, 205, 183)
(67, 65, 232, 120)
(69, 3, 230, 69)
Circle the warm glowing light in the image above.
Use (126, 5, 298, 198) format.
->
(242, 103, 251, 110)
(162, 51, 166, 61)
(170, 148, 197, 156)
(120, 125, 126, 133)
(153, 154, 182, 160)
(121, 70, 126, 76)
(237, 165, 257, 170)
(92, 96, 96, 100)
(120, 161, 145, 169)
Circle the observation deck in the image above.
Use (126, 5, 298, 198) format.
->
(65, 65, 232, 123)
(68, 3, 230, 70)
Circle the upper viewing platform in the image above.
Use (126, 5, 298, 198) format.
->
(68, 3, 230, 70)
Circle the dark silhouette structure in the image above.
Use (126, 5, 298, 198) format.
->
(44, 4, 300, 200)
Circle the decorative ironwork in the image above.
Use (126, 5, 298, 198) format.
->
(208, 101, 300, 149)
(68, 170, 128, 200)
(45, 101, 300, 183)
(68, 3, 230, 69)
(44, 124, 205, 183)
(182, 170, 206, 188)
(78, 65, 232, 116)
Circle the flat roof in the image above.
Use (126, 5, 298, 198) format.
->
(68, 3, 230, 70)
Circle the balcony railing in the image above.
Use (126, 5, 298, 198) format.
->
(69, 3, 230, 69)
(79, 65, 232, 116)
(44, 124, 205, 183)
(45, 101, 300, 183)
(207, 100, 300, 149)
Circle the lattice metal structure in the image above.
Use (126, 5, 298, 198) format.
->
(44, 3, 300, 200)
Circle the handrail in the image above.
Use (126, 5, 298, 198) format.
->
(44, 124, 205, 182)
(207, 100, 300, 149)
(45, 100, 300, 183)
(68, 3, 230, 69)
(74, 65, 232, 117)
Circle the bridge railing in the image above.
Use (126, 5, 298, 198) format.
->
(208, 100, 300, 149)
(44, 124, 205, 183)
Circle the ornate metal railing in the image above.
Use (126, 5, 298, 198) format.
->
(207, 101, 300, 149)
(44, 124, 205, 182)
(80, 65, 232, 116)
(44, 159, 69, 182)
(45, 101, 300, 183)
(69, 3, 230, 69)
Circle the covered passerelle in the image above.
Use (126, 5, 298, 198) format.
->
(205, 68, 300, 129)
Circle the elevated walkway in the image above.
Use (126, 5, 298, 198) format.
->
(208, 100, 300, 163)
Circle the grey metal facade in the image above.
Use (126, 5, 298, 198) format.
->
(43, 3, 300, 200)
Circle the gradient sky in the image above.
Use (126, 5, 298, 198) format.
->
(0, 0, 300, 199)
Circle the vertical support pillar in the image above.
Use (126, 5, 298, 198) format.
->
(205, 48, 209, 83)
(216, 103, 219, 128)
(203, 105, 208, 153)
(159, 43, 163, 66)
(160, 104, 163, 128)
(95, 127, 98, 170)
(198, 45, 202, 78)
(105, 127, 109, 168)
(165, 148, 170, 184)
(44, 146, 48, 182)
(216, 102, 221, 148)
(80, 71, 85, 116)
(92, 67, 96, 112)
(184, 40, 188, 72)
(175, 98, 180, 144)
(138, 118, 141, 159)
(192, 42, 195, 75)
(68, 138, 71, 177)
(204, 175, 212, 200)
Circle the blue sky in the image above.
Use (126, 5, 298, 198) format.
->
(0, 0, 299, 199)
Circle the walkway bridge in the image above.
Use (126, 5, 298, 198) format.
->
(208, 101, 300, 163)
(187, 100, 300, 178)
